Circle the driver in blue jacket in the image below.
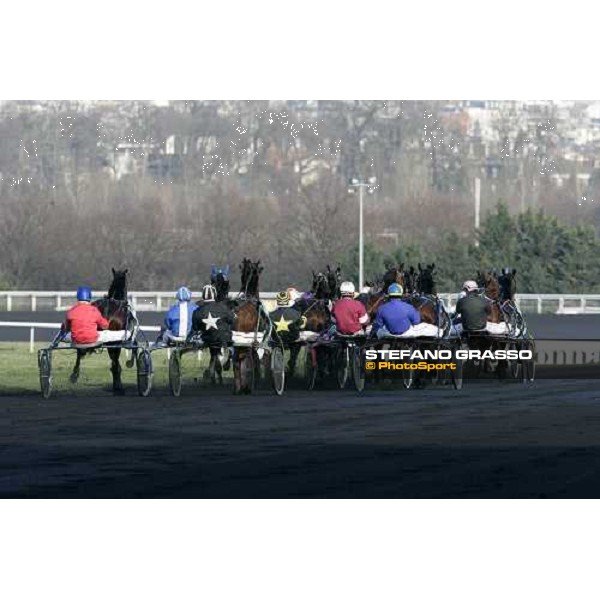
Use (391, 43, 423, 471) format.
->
(159, 286, 198, 343)
(372, 283, 421, 338)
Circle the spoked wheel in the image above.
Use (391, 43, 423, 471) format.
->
(336, 345, 350, 390)
(305, 346, 317, 391)
(402, 350, 414, 389)
(271, 345, 286, 396)
(169, 349, 182, 397)
(503, 341, 521, 379)
(38, 349, 52, 399)
(451, 357, 464, 390)
(352, 345, 366, 392)
(136, 349, 153, 397)
(522, 338, 536, 383)
(239, 349, 256, 394)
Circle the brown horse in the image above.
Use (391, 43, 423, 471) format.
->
(232, 258, 264, 393)
(70, 268, 132, 395)
(278, 271, 331, 379)
(403, 263, 438, 324)
(476, 270, 502, 323)
(363, 264, 406, 321)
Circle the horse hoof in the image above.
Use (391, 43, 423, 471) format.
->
(125, 358, 134, 369)
(69, 372, 79, 384)
(113, 388, 126, 396)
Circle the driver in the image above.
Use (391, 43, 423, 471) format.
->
(62, 286, 129, 345)
(331, 281, 369, 335)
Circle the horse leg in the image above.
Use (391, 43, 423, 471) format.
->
(215, 351, 223, 385)
(233, 350, 242, 394)
(70, 350, 83, 384)
(125, 347, 135, 369)
(208, 348, 221, 385)
(108, 347, 125, 395)
(288, 345, 299, 377)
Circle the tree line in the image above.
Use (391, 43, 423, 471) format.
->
(0, 101, 599, 292)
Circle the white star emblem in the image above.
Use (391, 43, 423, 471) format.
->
(202, 311, 220, 330)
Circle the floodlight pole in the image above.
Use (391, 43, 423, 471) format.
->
(349, 178, 376, 290)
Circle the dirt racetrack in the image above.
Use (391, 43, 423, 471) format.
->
(2, 375, 600, 498)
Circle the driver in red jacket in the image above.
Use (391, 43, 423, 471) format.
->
(62, 286, 128, 345)
(332, 281, 370, 335)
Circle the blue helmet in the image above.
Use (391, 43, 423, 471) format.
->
(76, 286, 92, 302)
(387, 283, 404, 297)
(176, 286, 192, 302)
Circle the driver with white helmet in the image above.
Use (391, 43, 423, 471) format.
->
(453, 280, 490, 332)
(160, 286, 198, 343)
(331, 281, 369, 335)
(192, 284, 235, 347)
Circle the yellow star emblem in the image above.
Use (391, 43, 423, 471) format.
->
(275, 315, 293, 332)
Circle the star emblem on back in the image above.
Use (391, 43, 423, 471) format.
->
(275, 315, 292, 332)
(202, 311, 220, 330)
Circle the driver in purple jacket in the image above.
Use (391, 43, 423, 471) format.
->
(372, 283, 421, 338)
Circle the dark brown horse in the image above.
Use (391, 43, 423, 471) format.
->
(326, 264, 342, 300)
(498, 268, 517, 302)
(70, 268, 132, 395)
(201, 265, 232, 385)
(403, 263, 438, 325)
(281, 271, 332, 379)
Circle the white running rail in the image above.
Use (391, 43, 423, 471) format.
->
(1, 292, 600, 314)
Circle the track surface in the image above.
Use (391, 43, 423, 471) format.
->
(2, 378, 600, 498)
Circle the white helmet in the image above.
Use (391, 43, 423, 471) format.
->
(340, 281, 355, 296)
(202, 284, 217, 302)
(463, 280, 478, 293)
(286, 287, 301, 303)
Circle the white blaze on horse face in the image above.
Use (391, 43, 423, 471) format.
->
(202, 312, 220, 331)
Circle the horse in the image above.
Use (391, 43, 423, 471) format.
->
(326, 264, 342, 300)
(69, 268, 133, 395)
(476, 270, 503, 323)
(231, 257, 265, 393)
(467, 270, 509, 374)
(498, 268, 517, 302)
(382, 263, 405, 290)
(288, 270, 334, 379)
(201, 264, 232, 385)
(362, 264, 406, 321)
(403, 266, 419, 294)
(402, 263, 438, 325)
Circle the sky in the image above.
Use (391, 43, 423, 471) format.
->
(2, 1, 599, 102)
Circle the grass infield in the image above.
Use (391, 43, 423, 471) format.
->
(0, 342, 227, 396)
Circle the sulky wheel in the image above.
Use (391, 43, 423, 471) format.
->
(136, 349, 153, 397)
(38, 349, 53, 399)
(451, 357, 464, 390)
(270, 345, 286, 396)
(352, 345, 366, 393)
(305, 346, 317, 391)
(168, 349, 182, 397)
(336, 345, 350, 390)
(521, 338, 536, 384)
